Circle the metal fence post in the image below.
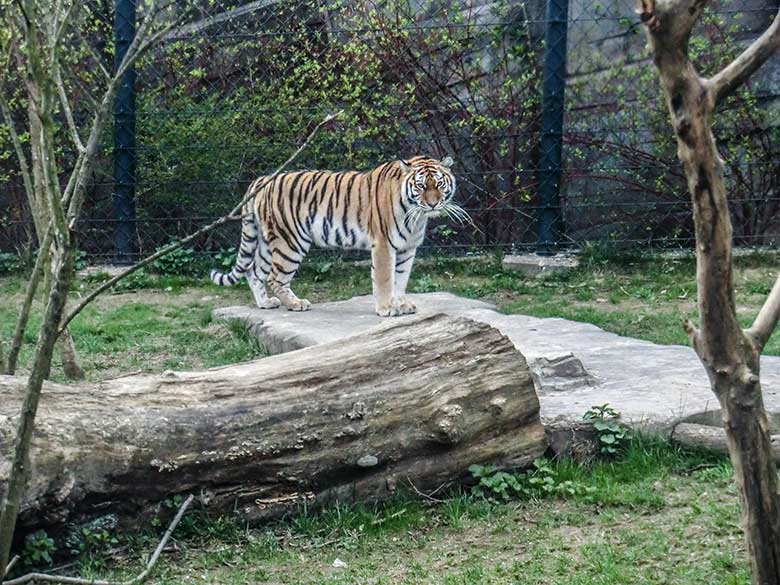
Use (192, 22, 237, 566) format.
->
(113, 0, 137, 264)
(536, 0, 569, 255)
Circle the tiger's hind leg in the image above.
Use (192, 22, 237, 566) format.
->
(268, 238, 311, 312)
(247, 233, 281, 309)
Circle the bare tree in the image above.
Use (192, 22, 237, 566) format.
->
(637, 1, 780, 582)
(0, 0, 197, 572)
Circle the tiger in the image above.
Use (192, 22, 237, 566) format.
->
(210, 156, 464, 317)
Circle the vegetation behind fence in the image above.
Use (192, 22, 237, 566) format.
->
(1, 0, 778, 264)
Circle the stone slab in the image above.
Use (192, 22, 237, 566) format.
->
(502, 253, 579, 275)
(213, 293, 780, 436)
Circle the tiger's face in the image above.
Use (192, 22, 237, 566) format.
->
(400, 157, 456, 216)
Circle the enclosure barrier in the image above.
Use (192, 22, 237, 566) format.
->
(1, 0, 778, 262)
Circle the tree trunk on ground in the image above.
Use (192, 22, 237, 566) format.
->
(0, 314, 547, 540)
(672, 423, 780, 461)
(638, 2, 780, 583)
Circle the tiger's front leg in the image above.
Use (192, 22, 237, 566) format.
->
(372, 240, 402, 317)
(393, 248, 417, 315)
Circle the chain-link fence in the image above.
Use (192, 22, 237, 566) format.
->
(1, 0, 779, 263)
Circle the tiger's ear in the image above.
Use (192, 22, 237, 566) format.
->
(440, 156, 454, 168)
(399, 159, 412, 174)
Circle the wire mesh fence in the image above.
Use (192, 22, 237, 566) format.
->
(1, 0, 779, 264)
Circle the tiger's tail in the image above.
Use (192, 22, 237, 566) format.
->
(210, 213, 259, 286)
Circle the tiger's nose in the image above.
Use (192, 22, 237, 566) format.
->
(423, 191, 442, 206)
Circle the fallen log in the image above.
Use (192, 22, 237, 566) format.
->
(0, 313, 546, 537)
(672, 422, 780, 461)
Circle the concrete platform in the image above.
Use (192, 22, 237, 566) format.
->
(214, 293, 780, 436)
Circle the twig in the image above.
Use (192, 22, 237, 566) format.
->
(407, 478, 448, 504)
(53, 64, 85, 153)
(2, 557, 19, 580)
(0, 89, 36, 205)
(58, 111, 340, 335)
(1, 495, 194, 585)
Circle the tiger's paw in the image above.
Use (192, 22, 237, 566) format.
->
(396, 297, 417, 315)
(287, 298, 311, 312)
(258, 296, 281, 310)
(375, 302, 403, 317)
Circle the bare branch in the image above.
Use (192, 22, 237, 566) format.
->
(52, 0, 81, 53)
(75, 28, 111, 81)
(4, 224, 52, 375)
(58, 111, 340, 334)
(0, 89, 35, 203)
(709, 8, 780, 105)
(747, 273, 780, 352)
(2, 495, 194, 585)
(116, 3, 192, 81)
(2, 557, 19, 580)
(53, 64, 85, 153)
(164, 0, 279, 40)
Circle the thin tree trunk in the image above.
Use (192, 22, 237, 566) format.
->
(3, 228, 51, 375)
(0, 241, 75, 571)
(638, 1, 780, 582)
(56, 325, 84, 380)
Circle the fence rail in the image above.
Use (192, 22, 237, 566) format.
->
(1, 0, 779, 263)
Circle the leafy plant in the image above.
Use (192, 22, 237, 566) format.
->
(0, 252, 25, 275)
(64, 515, 119, 558)
(469, 458, 594, 502)
(584, 403, 631, 456)
(212, 247, 237, 273)
(151, 246, 204, 277)
(413, 274, 438, 293)
(21, 530, 55, 567)
(111, 268, 155, 291)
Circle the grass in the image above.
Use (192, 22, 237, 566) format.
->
(33, 439, 748, 584)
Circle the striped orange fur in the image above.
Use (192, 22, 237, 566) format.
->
(210, 156, 460, 316)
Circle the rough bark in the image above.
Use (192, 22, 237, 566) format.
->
(639, 1, 780, 583)
(0, 314, 547, 539)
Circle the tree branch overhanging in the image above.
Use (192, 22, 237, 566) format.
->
(709, 10, 780, 105)
(748, 273, 780, 352)
(58, 111, 341, 334)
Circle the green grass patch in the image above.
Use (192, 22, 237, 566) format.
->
(35, 440, 746, 584)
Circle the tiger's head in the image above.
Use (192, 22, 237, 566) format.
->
(399, 156, 457, 218)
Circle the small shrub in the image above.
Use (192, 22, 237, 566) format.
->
(212, 247, 237, 273)
(112, 268, 155, 291)
(151, 246, 204, 276)
(0, 252, 25, 275)
(22, 529, 56, 567)
(584, 403, 631, 456)
(469, 458, 594, 502)
(64, 515, 119, 557)
(413, 274, 438, 293)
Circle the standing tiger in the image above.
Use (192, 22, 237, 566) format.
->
(210, 156, 463, 317)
